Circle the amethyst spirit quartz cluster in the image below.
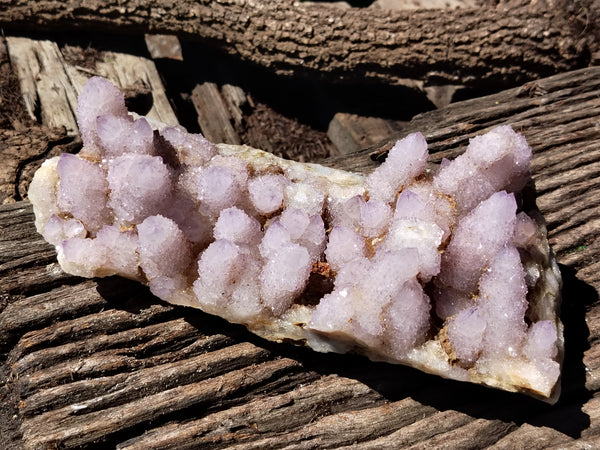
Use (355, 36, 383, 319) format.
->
(29, 77, 563, 402)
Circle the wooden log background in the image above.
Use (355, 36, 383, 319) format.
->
(1, 0, 600, 448)
(0, 0, 598, 89)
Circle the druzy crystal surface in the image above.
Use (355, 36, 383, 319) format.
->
(29, 77, 563, 402)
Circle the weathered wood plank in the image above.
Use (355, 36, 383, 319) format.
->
(329, 67, 600, 174)
(2, 67, 600, 448)
(216, 399, 439, 450)
(327, 112, 404, 155)
(21, 358, 299, 449)
(406, 418, 516, 449)
(191, 78, 339, 160)
(345, 409, 474, 449)
(0, 282, 111, 351)
(144, 34, 183, 61)
(117, 375, 386, 449)
(97, 51, 179, 127)
(6, 36, 179, 135)
(191, 82, 242, 145)
(548, 437, 600, 449)
(488, 423, 574, 450)
(19, 333, 233, 417)
(579, 396, 600, 439)
(220, 83, 247, 130)
(5, 37, 79, 134)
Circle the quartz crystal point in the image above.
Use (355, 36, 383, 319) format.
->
(29, 77, 563, 402)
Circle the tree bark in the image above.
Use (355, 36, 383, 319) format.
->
(0, 0, 595, 89)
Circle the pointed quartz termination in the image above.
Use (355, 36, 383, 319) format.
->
(28, 77, 563, 402)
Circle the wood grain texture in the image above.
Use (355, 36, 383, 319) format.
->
(5, 38, 79, 134)
(327, 112, 404, 155)
(0, 0, 594, 89)
(5, 37, 179, 135)
(1, 68, 600, 448)
(97, 51, 179, 127)
(192, 82, 242, 145)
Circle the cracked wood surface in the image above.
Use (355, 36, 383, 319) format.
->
(5, 36, 179, 137)
(1, 67, 600, 448)
(0, 0, 595, 89)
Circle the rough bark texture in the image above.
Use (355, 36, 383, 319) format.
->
(0, 0, 595, 89)
(1, 66, 600, 448)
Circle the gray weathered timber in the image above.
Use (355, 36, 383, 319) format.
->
(5, 36, 179, 135)
(5, 38, 80, 134)
(1, 67, 600, 448)
(191, 82, 242, 145)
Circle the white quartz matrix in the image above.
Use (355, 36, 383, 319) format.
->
(29, 77, 563, 402)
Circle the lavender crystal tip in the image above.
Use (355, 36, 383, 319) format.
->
(28, 76, 563, 403)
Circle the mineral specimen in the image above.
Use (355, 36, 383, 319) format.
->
(29, 77, 563, 402)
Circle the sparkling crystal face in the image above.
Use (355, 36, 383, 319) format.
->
(28, 77, 563, 402)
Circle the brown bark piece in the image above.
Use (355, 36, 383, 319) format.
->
(191, 78, 338, 160)
(0, 0, 594, 89)
(0, 126, 80, 205)
(239, 102, 337, 161)
(372, 0, 480, 8)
